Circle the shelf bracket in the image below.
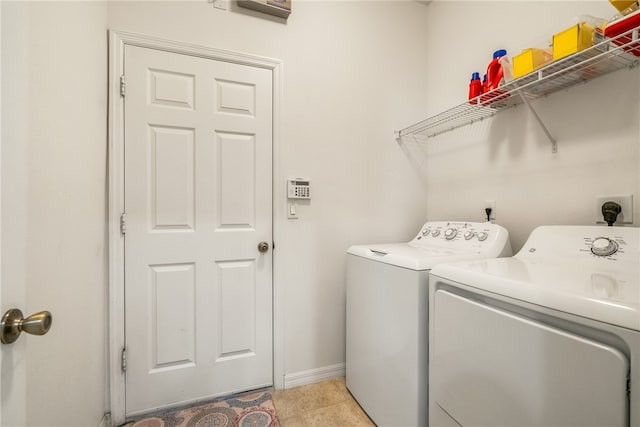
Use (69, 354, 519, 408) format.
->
(517, 90, 557, 153)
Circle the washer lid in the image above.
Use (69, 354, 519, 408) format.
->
(347, 243, 480, 271)
(347, 221, 512, 271)
(431, 226, 640, 330)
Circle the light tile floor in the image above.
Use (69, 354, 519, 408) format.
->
(272, 378, 375, 427)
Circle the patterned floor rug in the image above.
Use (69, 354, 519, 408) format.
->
(127, 391, 280, 427)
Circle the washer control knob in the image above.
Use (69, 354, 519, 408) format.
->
(421, 228, 430, 236)
(591, 237, 618, 257)
(477, 232, 488, 241)
(444, 228, 457, 240)
(464, 231, 474, 240)
(431, 229, 441, 237)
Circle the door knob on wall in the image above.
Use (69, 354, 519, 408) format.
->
(258, 242, 270, 253)
(1, 309, 52, 344)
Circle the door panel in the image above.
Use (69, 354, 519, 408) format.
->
(431, 289, 628, 427)
(217, 260, 257, 359)
(150, 125, 195, 230)
(150, 263, 196, 370)
(217, 132, 257, 228)
(124, 45, 273, 416)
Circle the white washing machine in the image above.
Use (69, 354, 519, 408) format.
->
(429, 225, 640, 427)
(346, 221, 512, 427)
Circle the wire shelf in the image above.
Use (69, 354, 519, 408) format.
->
(397, 26, 640, 139)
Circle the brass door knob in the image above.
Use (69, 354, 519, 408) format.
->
(1, 309, 52, 344)
(258, 242, 270, 253)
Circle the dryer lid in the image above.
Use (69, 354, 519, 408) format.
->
(431, 225, 640, 330)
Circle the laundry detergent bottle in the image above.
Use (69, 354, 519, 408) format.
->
(485, 49, 507, 91)
(468, 72, 482, 104)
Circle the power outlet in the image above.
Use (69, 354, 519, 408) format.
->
(484, 199, 496, 221)
(595, 194, 633, 224)
(211, 0, 227, 10)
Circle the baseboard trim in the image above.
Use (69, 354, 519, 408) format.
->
(283, 363, 345, 389)
(99, 413, 112, 427)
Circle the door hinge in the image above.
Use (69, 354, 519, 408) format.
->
(120, 213, 127, 236)
(120, 75, 126, 97)
(121, 347, 127, 372)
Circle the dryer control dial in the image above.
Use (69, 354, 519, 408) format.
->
(431, 229, 441, 237)
(421, 228, 430, 236)
(591, 237, 619, 257)
(464, 231, 474, 240)
(477, 232, 488, 241)
(444, 228, 457, 240)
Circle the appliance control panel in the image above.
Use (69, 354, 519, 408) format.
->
(410, 221, 512, 257)
(581, 234, 633, 261)
(415, 222, 493, 243)
(518, 226, 639, 263)
(590, 237, 619, 257)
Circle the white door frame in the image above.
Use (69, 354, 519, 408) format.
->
(0, 4, 3, 422)
(107, 30, 284, 425)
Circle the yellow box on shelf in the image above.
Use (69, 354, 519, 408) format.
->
(513, 48, 553, 78)
(608, 0, 638, 14)
(553, 23, 595, 60)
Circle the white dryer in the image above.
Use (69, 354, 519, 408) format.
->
(346, 221, 512, 427)
(429, 225, 640, 427)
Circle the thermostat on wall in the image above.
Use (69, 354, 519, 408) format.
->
(287, 179, 311, 199)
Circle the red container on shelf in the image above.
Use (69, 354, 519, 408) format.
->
(602, 8, 640, 56)
(485, 49, 507, 91)
(479, 50, 511, 106)
(468, 72, 482, 104)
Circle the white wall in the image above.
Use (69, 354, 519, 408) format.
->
(418, 1, 640, 250)
(10, 1, 632, 424)
(1, 2, 108, 426)
(2, 1, 431, 423)
(108, 0, 432, 380)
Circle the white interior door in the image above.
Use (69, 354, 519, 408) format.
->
(124, 45, 273, 416)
